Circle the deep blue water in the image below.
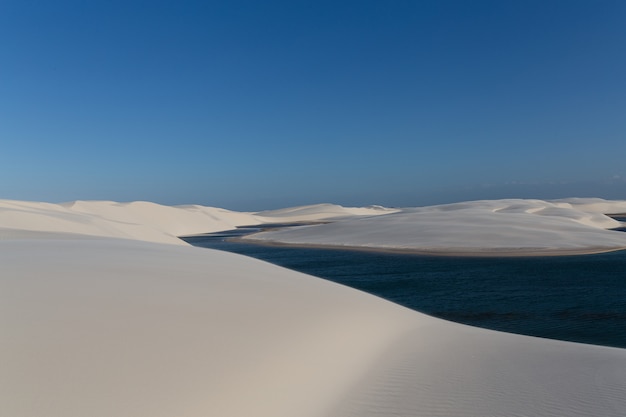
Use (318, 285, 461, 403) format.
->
(182, 223, 626, 349)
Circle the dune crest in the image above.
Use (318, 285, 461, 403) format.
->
(0, 199, 394, 244)
(1, 198, 626, 416)
(245, 198, 626, 256)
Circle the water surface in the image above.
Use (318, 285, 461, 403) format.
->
(183, 225, 626, 349)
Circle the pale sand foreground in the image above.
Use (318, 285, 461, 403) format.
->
(2, 198, 626, 416)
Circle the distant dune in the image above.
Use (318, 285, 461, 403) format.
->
(1, 198, 626, 417)
(244, 198, 626, 256)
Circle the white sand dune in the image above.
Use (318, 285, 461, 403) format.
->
(2, 198, 626, 416)
(552, 197, 626, 215)
(245, 198, 626, 255)
(254, 203, 399, 222)
(0, 199, 241, 245)
(0, 200, 392, 245)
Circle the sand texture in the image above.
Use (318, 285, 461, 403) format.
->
(244, 198, 626, 255)
(2, 198, 626, 416)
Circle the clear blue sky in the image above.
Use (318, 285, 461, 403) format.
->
(2, 0, 625, 210)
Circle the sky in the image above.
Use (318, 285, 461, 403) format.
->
(1, 0, 625, 210)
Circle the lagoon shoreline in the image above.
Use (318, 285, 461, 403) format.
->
(2, 198, 626, 416)
(237, 235, 626, 257)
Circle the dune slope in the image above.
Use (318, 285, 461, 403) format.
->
(245, 199, 626, 255)
(1, 198, 626, 416)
